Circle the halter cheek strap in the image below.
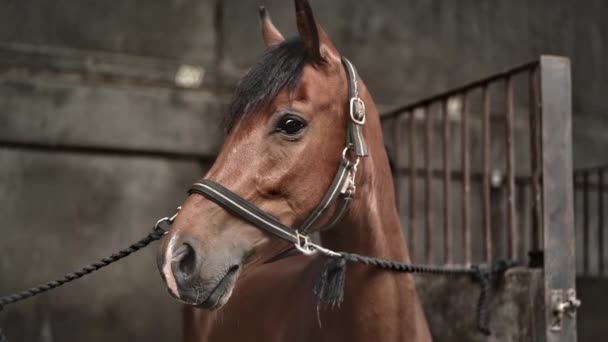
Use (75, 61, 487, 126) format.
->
(343, 58, 368, 158)
(188, 57, 367, 259)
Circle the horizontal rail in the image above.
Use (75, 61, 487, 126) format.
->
(380, 60, 539, 119)
(395, 167, 531, 187)
(0, 139, 214, 163)
(574, 165, 608, 175)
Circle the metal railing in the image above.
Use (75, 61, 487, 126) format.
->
(382, 55, 577, 339)
(381, 60, 542, 266)
(574, 166, 607, 277)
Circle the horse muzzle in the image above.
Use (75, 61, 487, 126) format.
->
(157, 234, 243, 309)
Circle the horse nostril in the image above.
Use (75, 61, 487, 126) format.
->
(173, 243, 196, 280)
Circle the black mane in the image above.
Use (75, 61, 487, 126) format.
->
(225, 38, 308, 132)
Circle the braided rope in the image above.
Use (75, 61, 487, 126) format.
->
(335, 252, 516, 335)
(0, 215, 513, 340)
(0, 221, 169, 341)
(0, 229, 165, 310)
(341, 253, 473, 275)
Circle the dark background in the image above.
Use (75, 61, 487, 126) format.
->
(1, 1, 607, 341)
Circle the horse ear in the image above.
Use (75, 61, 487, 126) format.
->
(294, 0, 340, 63)
(259, 6, 285, 48)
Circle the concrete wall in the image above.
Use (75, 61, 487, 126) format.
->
(1, 1, 608, 341)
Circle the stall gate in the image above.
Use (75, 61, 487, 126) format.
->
(381, 56, 577, 342)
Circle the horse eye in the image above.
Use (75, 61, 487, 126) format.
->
(275, 115, 307, 136)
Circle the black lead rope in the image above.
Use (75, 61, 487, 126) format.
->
(313, 253, 515, 336)
(0, 209, 514, 340)
(0, 218, 174, 342)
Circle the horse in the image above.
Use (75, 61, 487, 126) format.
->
(157, 1, 432, 341)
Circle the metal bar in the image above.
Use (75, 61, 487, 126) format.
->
(574, 165, 608, 174)
(424, 105, 433, 264)
(482, 85, 492, 264)
(505, 76, 518, 260)
(409, 114, 417, 259)
(574, 181, 608, 191)
(521, 183, 530, 261)
(599, 170, 605, 275)
(539, 56, 576, 341)
(582, 171, 590, 275)
(442, 99, 452, 264)
(394, 167, 531, 186)
(381, 60, 539, 120)
(0, 139, 214, 163)
(462, 92, 472, 265)
(529, 67, 542, 251)
(392, 116, 401, 210)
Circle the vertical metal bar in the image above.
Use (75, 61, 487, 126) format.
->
(505, 76, 518, 261)
(599, 170, 605, 276)
(482, 85, 492, 264)
(442, 99, 452, 264)
(582, 171, 589, 275)
(539, 56, 576, 341)
(529, 67, 542, 251)
(425, 105, 433, 264)
(409, 114, 417, 259)
(521, 183, 530, 261)
(392, 116, 401, 211)
(462, 92, 472, 265)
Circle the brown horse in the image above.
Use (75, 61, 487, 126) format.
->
(157, 1, 432, 341)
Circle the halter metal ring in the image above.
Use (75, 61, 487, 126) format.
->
(349, 97, 366, 125)
(342, 146, 361, 169)
(294, 231, 316, 255)
(154, 206, 181, 234)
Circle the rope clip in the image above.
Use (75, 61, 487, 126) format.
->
(154, 206, 181, 234)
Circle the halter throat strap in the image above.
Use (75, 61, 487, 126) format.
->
(188, 57, 367, 257)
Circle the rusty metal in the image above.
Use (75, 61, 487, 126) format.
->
(442, 100, 452, 264)
(380, 55, 577, 339)
(599, 170, 605, 275)
(521, 183, 531, 261)
(408, 114, 417, 259)
(394, 167, 531, 186)
(482, 85, 492, 264)
(462, 92, 472, 265)
(529, 67, 543, 251)
(424, 105, 433, 264)
(582, 171, 589, 275)
(505, 76, 517, 260)
(382, 60, 539, 119)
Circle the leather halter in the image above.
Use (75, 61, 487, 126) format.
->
(189, 57, 368, 257)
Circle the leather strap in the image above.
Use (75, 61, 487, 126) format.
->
(189, 181, 298, 244)
(297, 158, 354, 234)
(342, 58, 368, 157)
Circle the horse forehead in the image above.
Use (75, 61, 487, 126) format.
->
(298, 64, 345, 100)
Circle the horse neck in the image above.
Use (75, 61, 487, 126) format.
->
(320, 89, 409, 262)
(317, 88, 431, 341)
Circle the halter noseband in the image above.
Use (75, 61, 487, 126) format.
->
(188, 57, 368, 257)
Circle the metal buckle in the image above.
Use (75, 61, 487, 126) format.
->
(154, 206, 181, 234)
(294, 231, 316, 255)
(341, 169, 357, 198)
(349, 97, 366, 125)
